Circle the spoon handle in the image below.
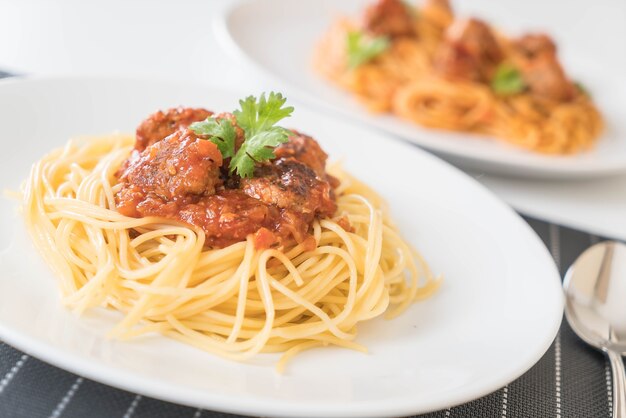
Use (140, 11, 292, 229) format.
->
(608, 350, 626, 418)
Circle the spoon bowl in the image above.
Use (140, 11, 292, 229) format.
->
(564, 241, 626, 417)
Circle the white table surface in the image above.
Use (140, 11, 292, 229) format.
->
(1, 0, 626, 239)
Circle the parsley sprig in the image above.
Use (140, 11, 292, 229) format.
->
(188, 118, 237, 159)
(189, 92, 294, 178)
(346, 30, 390, 69)
(491, 63, 526, 96)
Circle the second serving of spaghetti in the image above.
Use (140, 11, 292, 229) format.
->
(21, 93, 439, 370)
(315, 0, 603, 154)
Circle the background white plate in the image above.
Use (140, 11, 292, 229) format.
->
(0, 76, 563, 417)
(216, 0, 626, 179)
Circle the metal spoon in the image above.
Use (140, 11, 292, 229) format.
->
(564, 241, 626, 418)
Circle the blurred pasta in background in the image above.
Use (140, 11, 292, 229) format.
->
(315, 0, 603, 154)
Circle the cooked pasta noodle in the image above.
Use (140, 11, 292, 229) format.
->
(21, 134, 440, 369)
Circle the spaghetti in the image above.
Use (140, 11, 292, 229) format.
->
(21, 133, 439, 371)
(314, 0, 603, 154)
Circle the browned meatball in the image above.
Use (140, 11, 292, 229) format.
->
(362, 0, 415, 38)
(517, 54, 575, 101)
(135, 107, 213, 152)
(511, 34, 574, 101)
(435, 18, 503, 82)
(241, 159, 336, 217)
(274, 132, 329, 178)
(116, 129, 223, 217)
(177, 190, 278, 248)
(512, 34, 557, 59)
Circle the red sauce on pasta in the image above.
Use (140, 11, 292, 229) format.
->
(115, 107, 338, 249)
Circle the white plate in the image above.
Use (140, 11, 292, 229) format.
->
(215, 0, 626, 179)
(475, 172, 626, 241)
(0, 76, 563, 417)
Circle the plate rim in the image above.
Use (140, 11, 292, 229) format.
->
(0, 75, 564, 417)
(213, 0, 626, 180)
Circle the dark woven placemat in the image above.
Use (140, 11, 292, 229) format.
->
(0, 73, 614, 418)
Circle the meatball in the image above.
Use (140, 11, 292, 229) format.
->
(517, 54, 575, 101)
(135, 107, 213, 152)
(512, 34, 557, 59)
(511, 34, 575, 101)
(116, 129, 223, 217)
(177, 190, 278, 248)
(240, 158, 336, 217)
(435, 18, 503, 82)
(274, 132, 329, 178)
(361, 0, 415, 38)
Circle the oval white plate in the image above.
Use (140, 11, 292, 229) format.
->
(215, 0, 626, 179)
(0, 76, 563, 417)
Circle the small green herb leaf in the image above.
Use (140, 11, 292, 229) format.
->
(189, 117, 237, 158)
(191, 93, 294, 178)
(230, 127, 292, 178)
(346, 30, 390, 69)
(230, 93, 294, 178)
(234, 92, 294, 138)
(491, 63, 526, 96)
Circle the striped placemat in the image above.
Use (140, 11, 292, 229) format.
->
(0, 74, 613, 418)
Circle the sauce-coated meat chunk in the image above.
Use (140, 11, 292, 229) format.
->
(117, 106, 339, 248)
(274, 132, 329, 178)
(435, 18, 503, 82)
(517, 55, 575, 101)
(362, 0, 415, 38)
(177, 190, 278, 248)
(512, 34, 557, 59)
(135, 107, 213, 152)
(116, 129, 222, 217)
(511, 34, 574, 101)
(241, 158, 336, 217)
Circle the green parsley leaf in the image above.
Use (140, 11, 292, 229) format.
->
(491, 63, 526, 96)
(230, 127, 292, 178)
(231, 92, 294, 178)
(234, 92, 294, 138)
(189, 117, 237, 158)
(190, 93, 294, 178)
(346, 30, 390, 69)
